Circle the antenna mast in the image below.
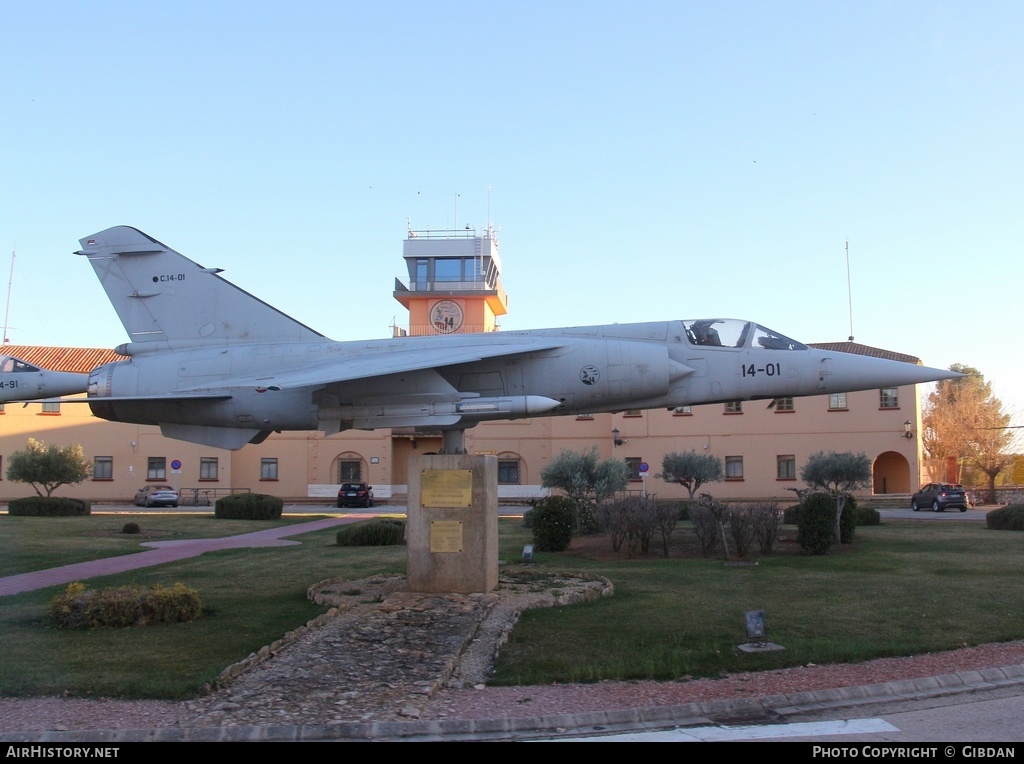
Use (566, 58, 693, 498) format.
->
(3, 247, 14, 345)
(845, 238, 854, 342)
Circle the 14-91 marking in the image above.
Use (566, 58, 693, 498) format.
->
(742, 363, 780, 377)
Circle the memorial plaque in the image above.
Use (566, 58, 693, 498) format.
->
(421, 469, 473, 507)
(430, 520, 463, 552)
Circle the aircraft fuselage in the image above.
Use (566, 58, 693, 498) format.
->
(81, 318, 936, 439)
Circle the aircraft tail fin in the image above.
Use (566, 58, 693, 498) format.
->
(77, 226, 324, 346)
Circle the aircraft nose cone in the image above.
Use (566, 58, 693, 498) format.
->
(821, 352, 962, 391)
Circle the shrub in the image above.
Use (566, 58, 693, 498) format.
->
(677, 500, 692, 522)
(336, 518, 406, 546)
(574, 501, 601, 535)
(688, 502, 720, 557)
(51, 582, 202, 629)
(750, 501, 782, 554)
(595, 500, 629, 552)
(8, 497, 90, 516)
(986, 504, 1024, 531)
(855, 505, 881, 526)
(121, 522, 141, 534)
(782, 504, 802, 525)
(214, 493, 283, 520)
(840, 494, 857, 544)
(727, 503, 757, 559)
(530, 496, 577, 552)
(797, 492, 835, 555)
(522, 506, 534, 528)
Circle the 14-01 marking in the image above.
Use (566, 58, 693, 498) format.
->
(742, 363, 781, 377)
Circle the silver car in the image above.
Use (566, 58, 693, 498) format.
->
(134, 485, 179, 508)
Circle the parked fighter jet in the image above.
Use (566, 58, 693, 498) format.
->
(0, 226, 959, 450)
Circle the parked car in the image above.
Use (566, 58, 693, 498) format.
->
(134, 485, 179, 508)
(337, 482, 374, 508)
(911, 483, 968, 512)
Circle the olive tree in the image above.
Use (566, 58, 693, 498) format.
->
(540, 447, 630, 505)
(6, 438, 91, 497)
(657, 451, 723, 499)
(799, 451, 871, 545)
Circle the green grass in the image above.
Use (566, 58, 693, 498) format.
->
(1, 513, 1022, 698)
(0, 514, 404, 698)
(0, 514, 333, 577)
(490, 521, 1024, 685)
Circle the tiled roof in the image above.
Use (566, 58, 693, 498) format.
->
(808, 341, 921, 365)
(1, 346, 121, 373)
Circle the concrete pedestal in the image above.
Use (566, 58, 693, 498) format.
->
(406, 454, 498, 594)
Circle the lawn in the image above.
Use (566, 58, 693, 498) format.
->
(0, 512, 1021, 698)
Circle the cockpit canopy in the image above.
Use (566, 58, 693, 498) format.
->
(683, 319, 806, 351)
(0, 356, 40, 373)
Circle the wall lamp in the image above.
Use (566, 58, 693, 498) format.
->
(903, 420, 914, 440)
(612, 427, 625, 447)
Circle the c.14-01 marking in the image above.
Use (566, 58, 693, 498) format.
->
(742, 363, 781, 377)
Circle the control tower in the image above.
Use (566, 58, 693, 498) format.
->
(393, 225, 508, 336)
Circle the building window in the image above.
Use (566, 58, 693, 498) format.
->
(338, 459, 361, 482)
(260, 458, 279, 481)
(829, 392, 848, 410)
(775, 397, 794, 412)
(93, 456, 113, 481)
(625, 457, 643, 481)
(880, 387, 899, 409)
(200, 457, 219, 481)
(777, 455, 796, 480)
(673, 405, 692, 416)
(41, 402, 60, 414)
(498, 457, 521, 485)
(147, 457, 166, 481)
(724, 401, 742, 414)
(623, 410, 642, 417)
(725, 456, 744, 480)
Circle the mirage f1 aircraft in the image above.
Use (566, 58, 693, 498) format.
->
(0, 226, 959, 450)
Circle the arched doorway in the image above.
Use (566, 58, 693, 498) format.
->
(873, 451, 911, 494)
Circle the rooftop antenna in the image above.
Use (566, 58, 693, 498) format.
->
(845, 238, 854, 342)
(3, 246, 14, 344)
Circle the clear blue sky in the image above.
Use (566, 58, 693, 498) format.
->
(2, 1, 1021, 430)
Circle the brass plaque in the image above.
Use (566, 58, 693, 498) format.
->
(430, 520, 463, 553)
(421, 469, 473, 508)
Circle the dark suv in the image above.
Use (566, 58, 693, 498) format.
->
(911, 483, 968, 512)
(337, 482, 374, 508)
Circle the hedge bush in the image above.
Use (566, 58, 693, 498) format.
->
(797, 492, 835, 555)
(121, 522, 141, 534)
(782, 504, 802, 525)
(986, 504, 1024, 531)
(854, 505, 881, 526)
(336, 518, 406, 546)
(214, 493, 283, 520)
(840, 494, 857, 544)
(531, 496, 577, 552)
(8, 497, 91, 516)
(51, 582, 202, 629)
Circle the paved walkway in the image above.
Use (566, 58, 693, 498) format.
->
(0, 516, 361, 597)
